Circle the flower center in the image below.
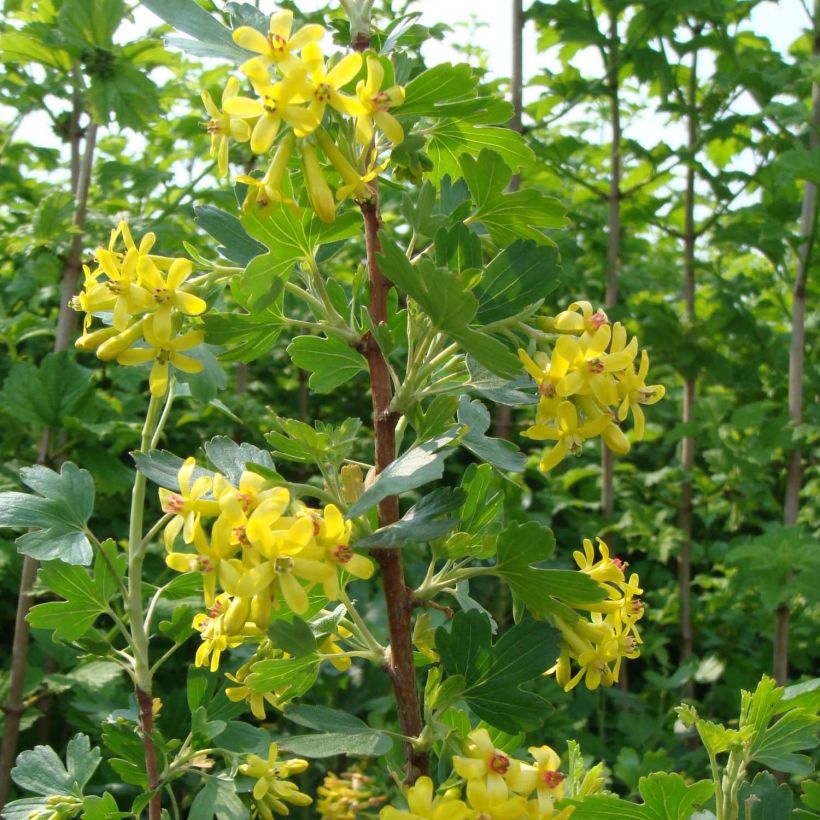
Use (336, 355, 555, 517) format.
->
(268, 32, 287, 53)
(540, 382, 557, 398)
(588, 358, 605, 374)
(489, 752, 510, 775)
(163, 493, 185, 513)
(263, 97, 278, 114)
(275, 556, 294, 575)
(373, 91, 392, 110)
(333, 544, 353, 564)
(236, 491, 253, 513)
(153, 286, 170, 303)
(314, 82, 332, 101)
(590, 309, 608, 329)
(233, 525, 250, 547)
(542, 770, 565, 788)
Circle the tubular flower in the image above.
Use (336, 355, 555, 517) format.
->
(520, 300, 664, 471)
(380, 776, 470, 820)
(225, 642, 284, 720)
(302, 142, 336, 223)
(224, 71, 318, 153)
(116, 316, 204, 398)
(317, 771, 385, 819)
(238, 131, 298, 211)
(355, 55, 405, 145)
(202, 76, 251, 178)
(507, 747, 566, 816)
(159, 457, 220, 549)
(301, 43, 363, 121)
(136, 256, 206, 342)
(240, 742, 312, 818)
(545, 537, 646, 691)
(453, 728, 513, 807)
(314, 128, 381, 203)
(233, 10, 325, 77)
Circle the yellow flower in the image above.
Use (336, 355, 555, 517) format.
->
(193, 594, 258, 672)
(380, 776, 470, 820)
(202, 76, 251, 178)
(523, 401, 611, 472)
(158, 457, 220, 550)
(301, 43, 363, 121)
(218, 559, 275, 633)
(550, 300, 608, 334)
(94, 238, 154, 331)
(225, 68, 318, 153)
(165, 521, 222, 607)
(315, 127, 382, 202)
(136, 255, 206, 342)
(572, 537, 626, 585)
(240, 742, 312, 816)
(315, 504, 374, 599)
(238, 131, 297, 210)
(319, 625, 354, 671)
(453, 728, 513, 807)
(616, 349, 665, 440)
(116, 316, 204, 398)
(233, 10, 325, 77)
(355, 55, 405, 145)
(302, 142, 336, 223)
(507, 747, 565, 816)
(318, 771, 384, 819)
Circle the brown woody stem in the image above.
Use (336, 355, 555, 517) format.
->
(359, 196, 428, 782)
(136, 687, 162, 818)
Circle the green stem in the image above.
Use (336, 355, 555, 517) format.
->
(338, 585, 384, 659)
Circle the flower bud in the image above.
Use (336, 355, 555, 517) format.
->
(301, 143, 336, 223)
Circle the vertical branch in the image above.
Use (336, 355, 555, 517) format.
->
(492, 0, 525, 440)
(350, 11, 426, 782)
(601, 8, 622, 522)
(0, 105, 98, 809)
(360, 197, 427, 782)
(776, 0, 819, 685)
(679, 39, 699, 683)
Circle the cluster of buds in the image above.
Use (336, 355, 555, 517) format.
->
(382, 731, 579, 819)
(24, 795, 83, 820)
(548, 538, 644, 692)
(317, 770, 386, 819)
(157, 458, 374, 676)
(202, 8, 405, 221)
(239, 742, 312, 819)
(519, 300, 665, 472)
(72, 221, 205, 398)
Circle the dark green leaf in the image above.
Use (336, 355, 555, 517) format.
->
(280, 704, 393, 758)
(132, 449, 213, 490)
(356, 487, 466, 548)
(246, 654, 319, 701)
(457, 395, 526, 472)
(466, 356, 537, 406)
(287, 335, 367, 393)
(195, 204, 265, 265)
(268, 617, 317, 657)
(347, 428, 462, 517)
(204, 436, 275, 486)
(739, 772, 793, 820)
(436, 610, 557, 732)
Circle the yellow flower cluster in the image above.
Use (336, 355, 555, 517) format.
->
(520, 301, 665, 472)
(202, 8, 405, 221)
(72, 221, 206, 398)
(158, 458, 374, 674)
(317, 771, 385, 819)
(240, 742, 311, 819)
(549, 538, 644, 692)
(381, 732, 576, 819)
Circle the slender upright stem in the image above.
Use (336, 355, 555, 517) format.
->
(349, 15, 428, 781)
(601, 8, 621, 523)
(0, 98, 98, 809)
(776, 0, 819, 685)
(129, 394, 164, 820)
(359, 196, 428, 782)
(679, 41, 699, 685)
(492, 0, 524, 440)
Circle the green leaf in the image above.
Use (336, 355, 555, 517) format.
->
(88, 63, 161, 130)
(265, 416, 361, 467)
(82, 794, 128, 820)
(189, 775, 250, 820)
(461, 150, 566, 246)
(435, 610, 557, 732)
(132, 449, 213, 490)
(140, 0, 246, 60)
(0, 798, 51, 820)
(11, 733, 101, 796)
(203, 307, 286, 363)
(356, 487, 465, 548)
(204, 436, 274, 487)
(466, 356, 537, 406)
(59, 0, 124, 49)
(564, 773, 714, 819)
(0, 30, 72, 69)
(347, 428, 462, 517)
(287, 335, 368, 394)
(751, 707, 818, 774)
(426, 121, 534, 184)
(449, 327, 521, 378)
(195, 204, 265, 265)
(738, 772, 793, 820)
(492, 522, 605, 618)
(246, 654, 319, 701)
(268, 617, 317, 657)
(0, 352, 94, 430)
(279, 705, 393, 758)
(0, 462, 95, 565)
(475, 241, 562, 324)
(28, 544, 123, 641)
(457, 395, 526, 472)
(239, 204, 311, 305)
